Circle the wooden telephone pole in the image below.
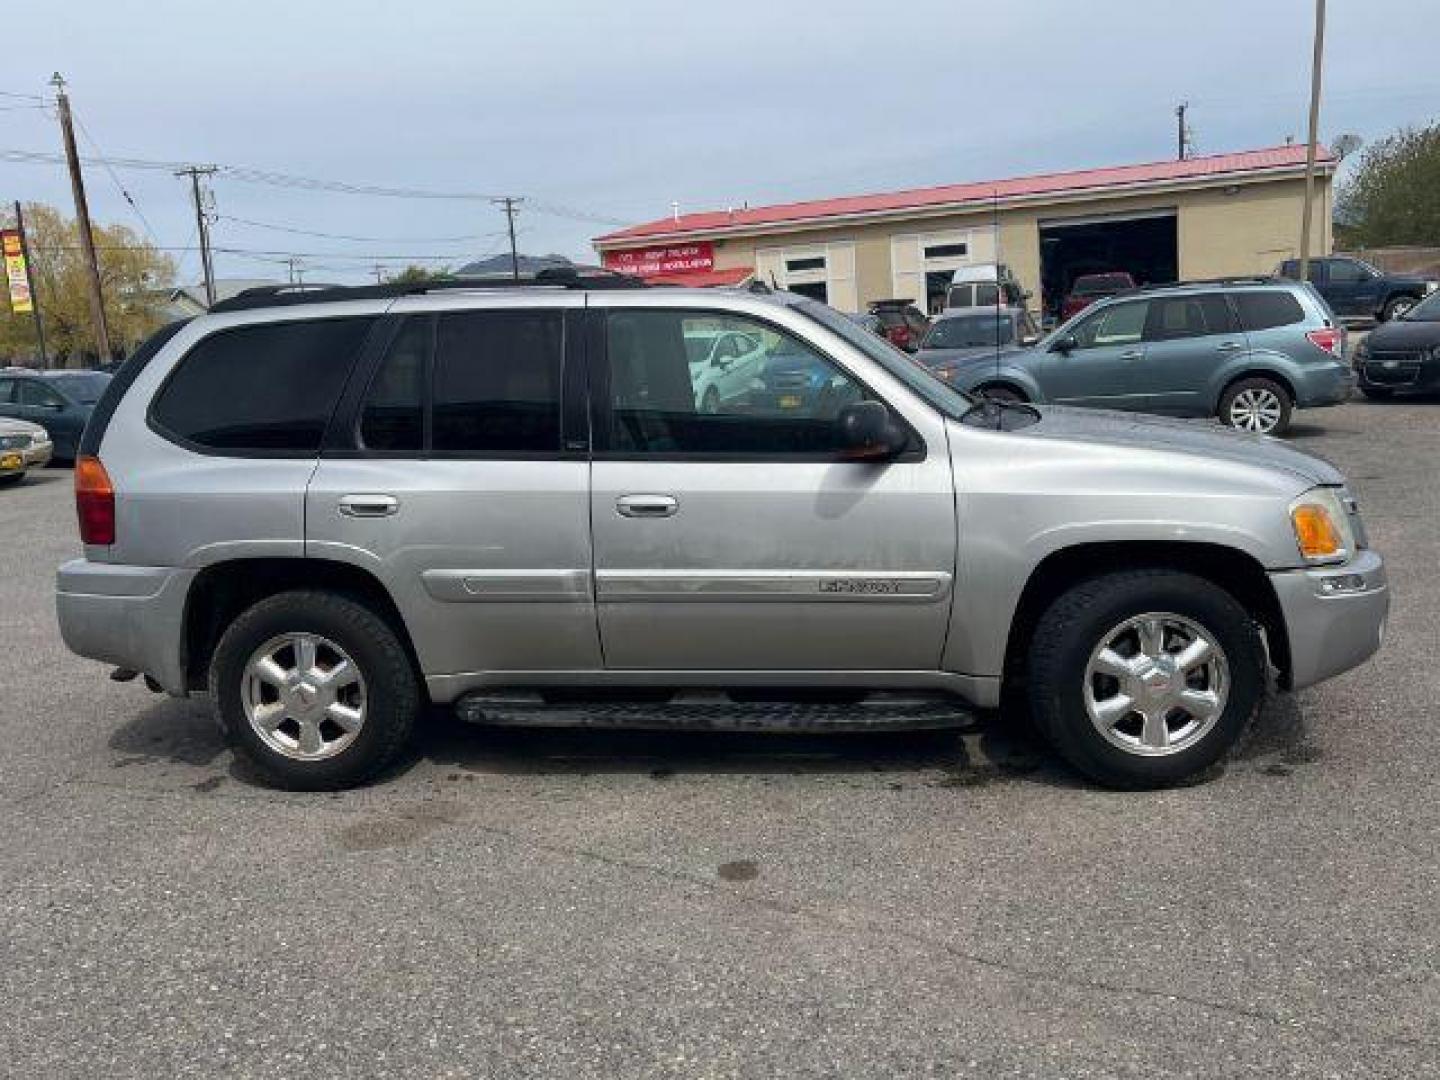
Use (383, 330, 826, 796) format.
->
(50, 73, 112, 365)
(1298, 0, 1327, 285)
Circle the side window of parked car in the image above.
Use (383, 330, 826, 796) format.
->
(601, 310, 866, 456)
(1072, 301, 1148, 349)
(0, 378, 15, 404)
(1233, 291, 1306, 332)
(19, 381, 65, 408)
(1142, 294, 1238, 342)
(432, 310, 563, 456)
(150, 317, 376, 454)
(1327, 259, 1371, 284)
(358, 318, 428, 453)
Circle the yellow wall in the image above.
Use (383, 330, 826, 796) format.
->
(664, 172, 1332, 311)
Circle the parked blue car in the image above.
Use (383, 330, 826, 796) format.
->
(927, 279, 1352, 435)
(0, 369, 112, 461)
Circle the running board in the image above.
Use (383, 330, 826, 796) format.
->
(454, 692, 975, 732)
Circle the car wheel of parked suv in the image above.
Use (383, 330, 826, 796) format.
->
(209, 590, 421, 790)
(1381, 296, 1416, 322)
(1219, 377, 1293, 435)
(1026, 570, 1265, 788)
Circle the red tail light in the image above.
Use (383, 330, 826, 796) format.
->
(1305, 327, 1343, 357)
(886, 326, 910, 347)
(75, 455, 115, 546)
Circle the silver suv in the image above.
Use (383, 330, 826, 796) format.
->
(56, 275, 1388, 790)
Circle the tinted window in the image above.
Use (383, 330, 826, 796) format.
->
(0, 379, 15, 404)
(1327, 259, 1371, 284)
(359, 318, 427, 453)
(974, 283, 1000, 307)
(432, 310, 562, 455)
(925, 313, 1014, 349)
(1233, 291, 1306, 331)
(152, 317, 373, 453)
(603, 310, 867, 455)
(1073, 301, 1147, 348)
(1143, 294, 1237, 342)
(47, 373, 110, 403)
(19, 380, 65, 407)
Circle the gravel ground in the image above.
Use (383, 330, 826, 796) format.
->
(1, 399, 1436, 1078)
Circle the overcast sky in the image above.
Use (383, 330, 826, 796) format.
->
(4, 0, 1435, 285)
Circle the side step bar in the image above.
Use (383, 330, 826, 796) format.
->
(455, 692, 975, 732)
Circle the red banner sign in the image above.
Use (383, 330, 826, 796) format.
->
(603, 242, 715, 278)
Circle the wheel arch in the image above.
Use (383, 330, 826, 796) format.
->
(180, 557, 424, 695)
(975, 379, 1031, 401)
(1214, 367, 1296, 413)
(1001, 540, 1291, 705)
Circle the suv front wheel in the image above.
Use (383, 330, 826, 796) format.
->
(210, 590, 421, 790)
(1027, 570, 1265, 788)
(1219, 376, 1293, 435)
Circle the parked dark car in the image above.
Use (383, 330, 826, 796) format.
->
(1278, 256, 1436, 324)
(1351, 288, 1440, 397)
(867, 299, 930, 352)
(844, 312, 886, 340)
(0, 369, 112, 461)
(914, 307, 1040, 385)
(748, 338, 862, 416)
(1060, 272, 1138, 321)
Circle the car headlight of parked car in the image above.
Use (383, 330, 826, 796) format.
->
(1290, 487, 1355, 565)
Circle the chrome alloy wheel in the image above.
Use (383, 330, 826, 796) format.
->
(1083, 613, 1229, 757)
(1227, 388, 1284, 433)
(241, 633, 367, 761)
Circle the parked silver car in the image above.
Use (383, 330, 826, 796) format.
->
(56, 278, 1387, 791)
(932, 278, 1353, 434)
(0, 417, 53, 483)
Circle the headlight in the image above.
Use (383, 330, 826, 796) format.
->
(1290, 487, 1355, 565)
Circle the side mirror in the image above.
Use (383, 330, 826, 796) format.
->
(837, 400, 907, 461)
(1052, 333, 1078, 354)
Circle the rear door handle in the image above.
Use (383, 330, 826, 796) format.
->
(616, 494, 678, 518)
(338, 494, 399, 518)
(1217, 341, 1244, 352)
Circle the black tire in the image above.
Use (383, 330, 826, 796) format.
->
(979, 384, 1026, 403)
(1381, 295, 1417, 322)
(0, 472, 24, 486)
(1360, 386, 1394, 400)
(1218, 376, 1293, 435)
(1026, 570, 1265, 789)
(209, 590, 420, 791)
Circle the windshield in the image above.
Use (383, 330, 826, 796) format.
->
(1073, 274, 1130, 295)
(925, 313, 1014, 349)
(794, 299, 975, 418)
(46, 372, 110, 404)
(1403, 290, 1440, 321)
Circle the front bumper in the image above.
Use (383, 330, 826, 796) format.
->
(1269, 548, 1388, 691)
(55, 559, 196, 694)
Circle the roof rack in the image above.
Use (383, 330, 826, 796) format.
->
(1120, 275, 1281, 296)
(207, 266, 648, 314)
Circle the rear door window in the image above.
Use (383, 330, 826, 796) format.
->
(1233, 291, 1306, 332)
(19, 380, 66, 408)
(431, 310, 562, 456)
(358, 318, 428, 453)
(151, 317, 374, 454)
(1143, 294, 1237, 342)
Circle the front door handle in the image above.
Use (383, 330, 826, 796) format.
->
(1217, 341, 1244, 353)
(1119, 349, 1143, 361)
(338, 493, 399, 518)
(616, 494, 678, 518)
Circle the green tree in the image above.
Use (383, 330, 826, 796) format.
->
(387, 264, 453, 284)
(0, 203, 176, 365)
(1336, 122, 1440, 247)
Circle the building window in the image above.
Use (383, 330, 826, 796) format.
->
(924, 242, 969, 259)
(785, 256, 826, 273)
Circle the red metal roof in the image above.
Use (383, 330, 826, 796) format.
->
(595, 145, 1333, 246)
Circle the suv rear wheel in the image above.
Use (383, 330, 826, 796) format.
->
(1381, 295, 1416, 321)
(210, 590, 420, 790)
(1026, 570, 1265, 788)
(1219, 376, 1293, 435)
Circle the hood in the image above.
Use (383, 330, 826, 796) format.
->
(0, 417, 45, 438)
(1021, 405, 1344, 487)
(1365, 317, 1440, 350)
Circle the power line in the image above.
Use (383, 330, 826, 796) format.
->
(214, 213, 507, 244)
(72, 113, 167, 250)
(0, 89, 44, 101)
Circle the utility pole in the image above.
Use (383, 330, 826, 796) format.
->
(373, 264, 385, 284)
(12, 201, 49, 368)
(1298, 0, 1326, 285)
(50, 73, 111, 366)
(175, 165, 218, 306)
(492, 196, 523, 280)
(1175, 102, 1191, 160)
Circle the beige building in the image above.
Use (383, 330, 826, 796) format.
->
(594, 145, 1335, 319)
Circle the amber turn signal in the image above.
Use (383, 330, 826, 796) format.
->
(1291, 503, 1342, 560)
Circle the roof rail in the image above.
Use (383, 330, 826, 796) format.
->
(207, 267, 648, 314)
(1121, 275, 1281, 296)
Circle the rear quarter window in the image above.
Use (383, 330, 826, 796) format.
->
(150, 316, 375, 454)
(1233, 291, 1306, 332)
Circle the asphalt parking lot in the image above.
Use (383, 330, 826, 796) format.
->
(1, 398, 1437, 1078)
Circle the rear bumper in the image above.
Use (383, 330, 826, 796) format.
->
(1293, 363, 1356, 408)
(1269, 549, 1388, 691)
(55, 559, 195, 694)
(25, 441, 52, 467)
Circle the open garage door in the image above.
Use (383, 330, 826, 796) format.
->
(1038, 209, 1177, 322)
